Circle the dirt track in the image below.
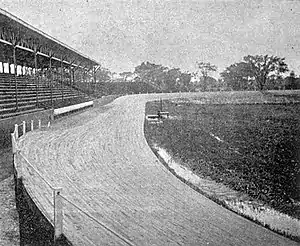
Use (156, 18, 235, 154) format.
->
(19, 93, 298, 245)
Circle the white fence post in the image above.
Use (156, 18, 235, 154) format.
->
(50, 110, 54, 121)
(15, 150, 22, 180)
(53, 187, 63, 241)
(31, 120, 34, 131)
(22, 121, 26, 136)
(14, 124, 18, 139)
(38, 119, 41, 129)
(11, 133, 16, 154)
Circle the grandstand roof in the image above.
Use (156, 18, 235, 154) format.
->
(0, 8, 99, 69)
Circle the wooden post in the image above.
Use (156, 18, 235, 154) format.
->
(8, 59, 11, 86)
(31, 120, 34, 131)
(34, 49, 39, 107)
(82, 67, 84, 84)
(50, 110, 54, 121)
(11, 133, 16, 154)
(60, 57, 64, 102)
(38, 120, 41, 129)
(93, 66, 96, 94)
(8, 61, 11, 74)
(69, 64, 75, 99)
(13, 45, 18, 110)
(14, 124, 18, 139)
(69, 63, 73, 86)
(22, 121, 26, 136)
(73, 62, 82, 97)
(15, 150, 22, 180)
(49, 56, 53, 108)
(53, 188, 63, 241)
(160, 98, 163, 112)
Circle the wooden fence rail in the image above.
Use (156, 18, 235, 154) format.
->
(11, 117, 134, 245)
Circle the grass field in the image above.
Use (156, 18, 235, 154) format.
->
(144, 92, 300, 218)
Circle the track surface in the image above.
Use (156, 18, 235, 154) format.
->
(19, 93, 298, 245)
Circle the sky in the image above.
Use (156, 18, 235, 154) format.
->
(2, 0, 300, 77)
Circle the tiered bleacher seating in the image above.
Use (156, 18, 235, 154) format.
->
(0, 73, 91, 119)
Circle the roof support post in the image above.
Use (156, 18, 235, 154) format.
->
(81, 66, 89, 96)
(8, 59, 11, 74)
(92, 66, 96, 92)
(86, 67, 92, 96)
(34, 49, 39, 107)
(68, 66, 72, 86)
(68, 60, 76, 87)
(73, 62, 82, 96)
(82, 67, 85, 84)
(71, 68, 74, 86)
(60, 56, 64, 102)
(69, 64, 73, 87)
(49, 55, 53, 108)
(93, 66, 96, 92)
(7, 59, 11, 86)
(67, 62, 74, 99)
(87, 68, 91, 95)
(12, 45, 18, 110)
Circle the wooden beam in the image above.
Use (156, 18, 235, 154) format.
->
(33, 45, 39, 107)
(49, 55, 53, 108)
(13, 45, 18, 110)
(60, 56, 66, 101)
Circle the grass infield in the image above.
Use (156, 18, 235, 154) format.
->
(144, 93, 300, 219)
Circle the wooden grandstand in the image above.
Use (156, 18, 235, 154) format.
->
(0, 8, 99, 119)
(0, 73, 91, 119)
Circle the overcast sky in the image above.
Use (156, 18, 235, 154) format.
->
(2, 0, 300, 77)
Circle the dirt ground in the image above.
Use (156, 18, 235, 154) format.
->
(18, 92, 299, 245)
(0, 148, 13, 182)
(0, 175, 20, 246)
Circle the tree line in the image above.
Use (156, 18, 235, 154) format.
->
(95, 54, 300, 92)
(219, 55, 298, 91)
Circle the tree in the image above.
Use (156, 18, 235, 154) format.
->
(134, 62, 167, 90)
(243, 55, 289, 90)
(134, 61, 193, 92)
(285, 71, 300, 90)
(195, 62, 217, 91)
(220, 62, 255, 91)
(119, 71, 133, 82)
(221, 55, 289, 91)
(164, 68, 181, 92)
(95, 67, 111, 83)
(266, 74, 285, 90)
(179, 72, 192, 91)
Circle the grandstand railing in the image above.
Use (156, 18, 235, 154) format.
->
(11, 118, 134, 245)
